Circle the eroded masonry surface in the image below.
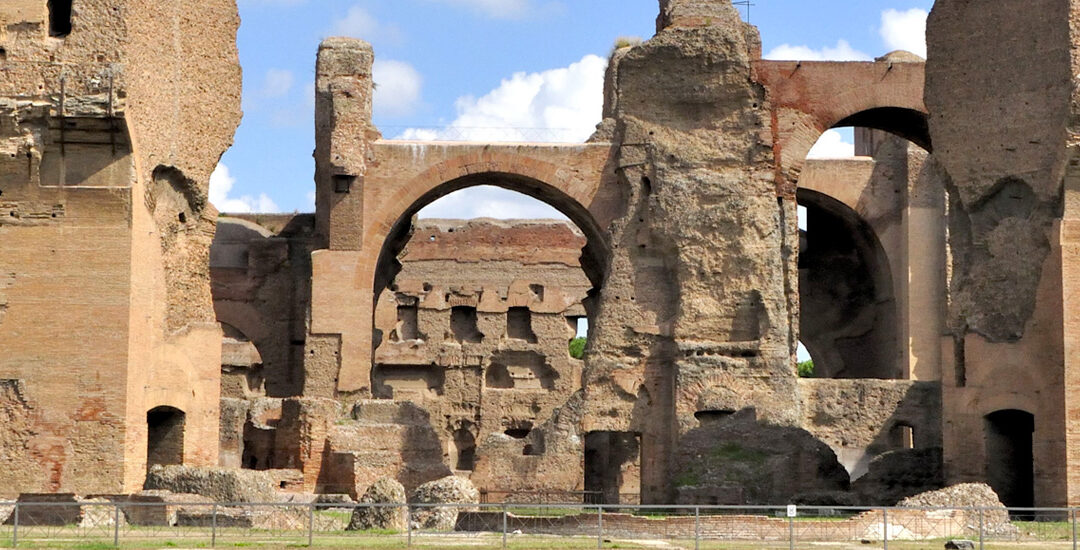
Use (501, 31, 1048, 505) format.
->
(3, 0, 1080, 509)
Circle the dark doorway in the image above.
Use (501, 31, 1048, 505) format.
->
(985, 409, 1034, 509)
(48, 0, 73, 37)
(147, 406, 185, 470)
(584, 431, 641, 505)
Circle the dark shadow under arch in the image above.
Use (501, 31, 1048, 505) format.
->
(833, 107, 932, 152)
(797, 188, 898, 379)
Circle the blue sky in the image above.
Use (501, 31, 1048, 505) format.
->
(210, 0, 935, 216)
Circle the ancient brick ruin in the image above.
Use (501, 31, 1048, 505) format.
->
(3, 0, 1080, 510)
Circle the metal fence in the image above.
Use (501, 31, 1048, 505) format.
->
(0, 501, 1078, 548)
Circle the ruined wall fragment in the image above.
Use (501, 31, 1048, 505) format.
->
(926, 0, 1074, 506)
(593, 0, 792, 502)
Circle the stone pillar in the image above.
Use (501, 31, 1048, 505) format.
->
(593, 0, 792, 503)
(310, 37, 380, 395)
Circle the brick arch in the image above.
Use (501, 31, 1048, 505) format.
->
(753, 59, 928, 184)
(365, 153, 611, 297)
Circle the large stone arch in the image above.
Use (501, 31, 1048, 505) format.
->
(311, 142, 615, 394)
(368, 156, 612, 298)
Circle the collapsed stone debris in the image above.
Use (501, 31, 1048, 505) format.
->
(0, 0, 1078, 515)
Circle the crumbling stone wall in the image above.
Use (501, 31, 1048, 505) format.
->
(926, 0, 1076, 506)
(0, 0, 238, 494)
(211, 218, 595, 497)
(589, 0, 795, 503)
(212, 215, 317, 398)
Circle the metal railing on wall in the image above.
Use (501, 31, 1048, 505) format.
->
(0, 500, 1077, 549)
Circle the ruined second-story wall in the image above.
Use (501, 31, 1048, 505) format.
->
(371, 219, 591, 495)
(210, 217, 594, 497)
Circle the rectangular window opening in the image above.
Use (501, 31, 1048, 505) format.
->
(49, 0, 73, 38)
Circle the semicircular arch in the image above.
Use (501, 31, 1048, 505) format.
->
(366, 154, 612, 297)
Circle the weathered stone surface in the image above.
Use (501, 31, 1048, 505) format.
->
(347, 478, 407, 531)
(143, 465, 276, 503)
(0, 0, 239, 494)
(672, 409, 849, 505)
(899, 484, 1016, 536)
(851, 448, 945, 505)
(124, 490, 206, 526)
(409, 476, 479, 530)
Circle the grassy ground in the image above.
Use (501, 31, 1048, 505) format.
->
(0, 521, 1073, 549)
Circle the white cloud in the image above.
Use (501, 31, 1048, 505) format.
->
(418, 185, 566, 219)
(396, 53, 606, 143)
(426, 0, 563, 19)
(880, 8, 928, 58)
(261, 69, 294, 98)
(807, 129, 856, 159)
(332, 5, 402, 43)
(373, 60, 423, 118)
(209, 164, 280, 213)
(764, 40, 871, 61)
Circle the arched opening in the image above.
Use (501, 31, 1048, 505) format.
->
(833, 108, 932, 153)
(368, 175, 607, 498)
(985, 409, 1035, 509)
(450, 427, 476, 471)
(797, 188, 898, 378)
(371, 176, 607, 385)
(47, 0, 73, 38)
(147, 406, 185, 471)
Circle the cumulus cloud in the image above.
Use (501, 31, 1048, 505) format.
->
(807, 129, 856, 159)
(764, 40, 872, 61)
(418, 185, 566, 219)
(209, 164, 280, 213)
(333, 5, 402, 43)
(373, 60, 424, 117)
(426, 0, 564, 19)
(397, 54, 606, 143)
(880, 8, 928, 58)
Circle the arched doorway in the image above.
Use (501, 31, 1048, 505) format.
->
(985, 409, 1035, 509)
(147, 406, 185, 470)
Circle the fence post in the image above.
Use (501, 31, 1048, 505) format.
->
(694, 506, 700, 550)
(979, 508, 985, 550)
(1072, 508, 1077, 550)
(113, 503, 120, 547)
(12, 502, 18, 548)
(597, 505, 603, 550)
(501, 503, 507, 549)
(788, 511, 794, 550)
(211, 503, 217, 547)
(882, 508, 888, 550)
(308, 503, 315, 547)
(407, 505, 412, 547)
